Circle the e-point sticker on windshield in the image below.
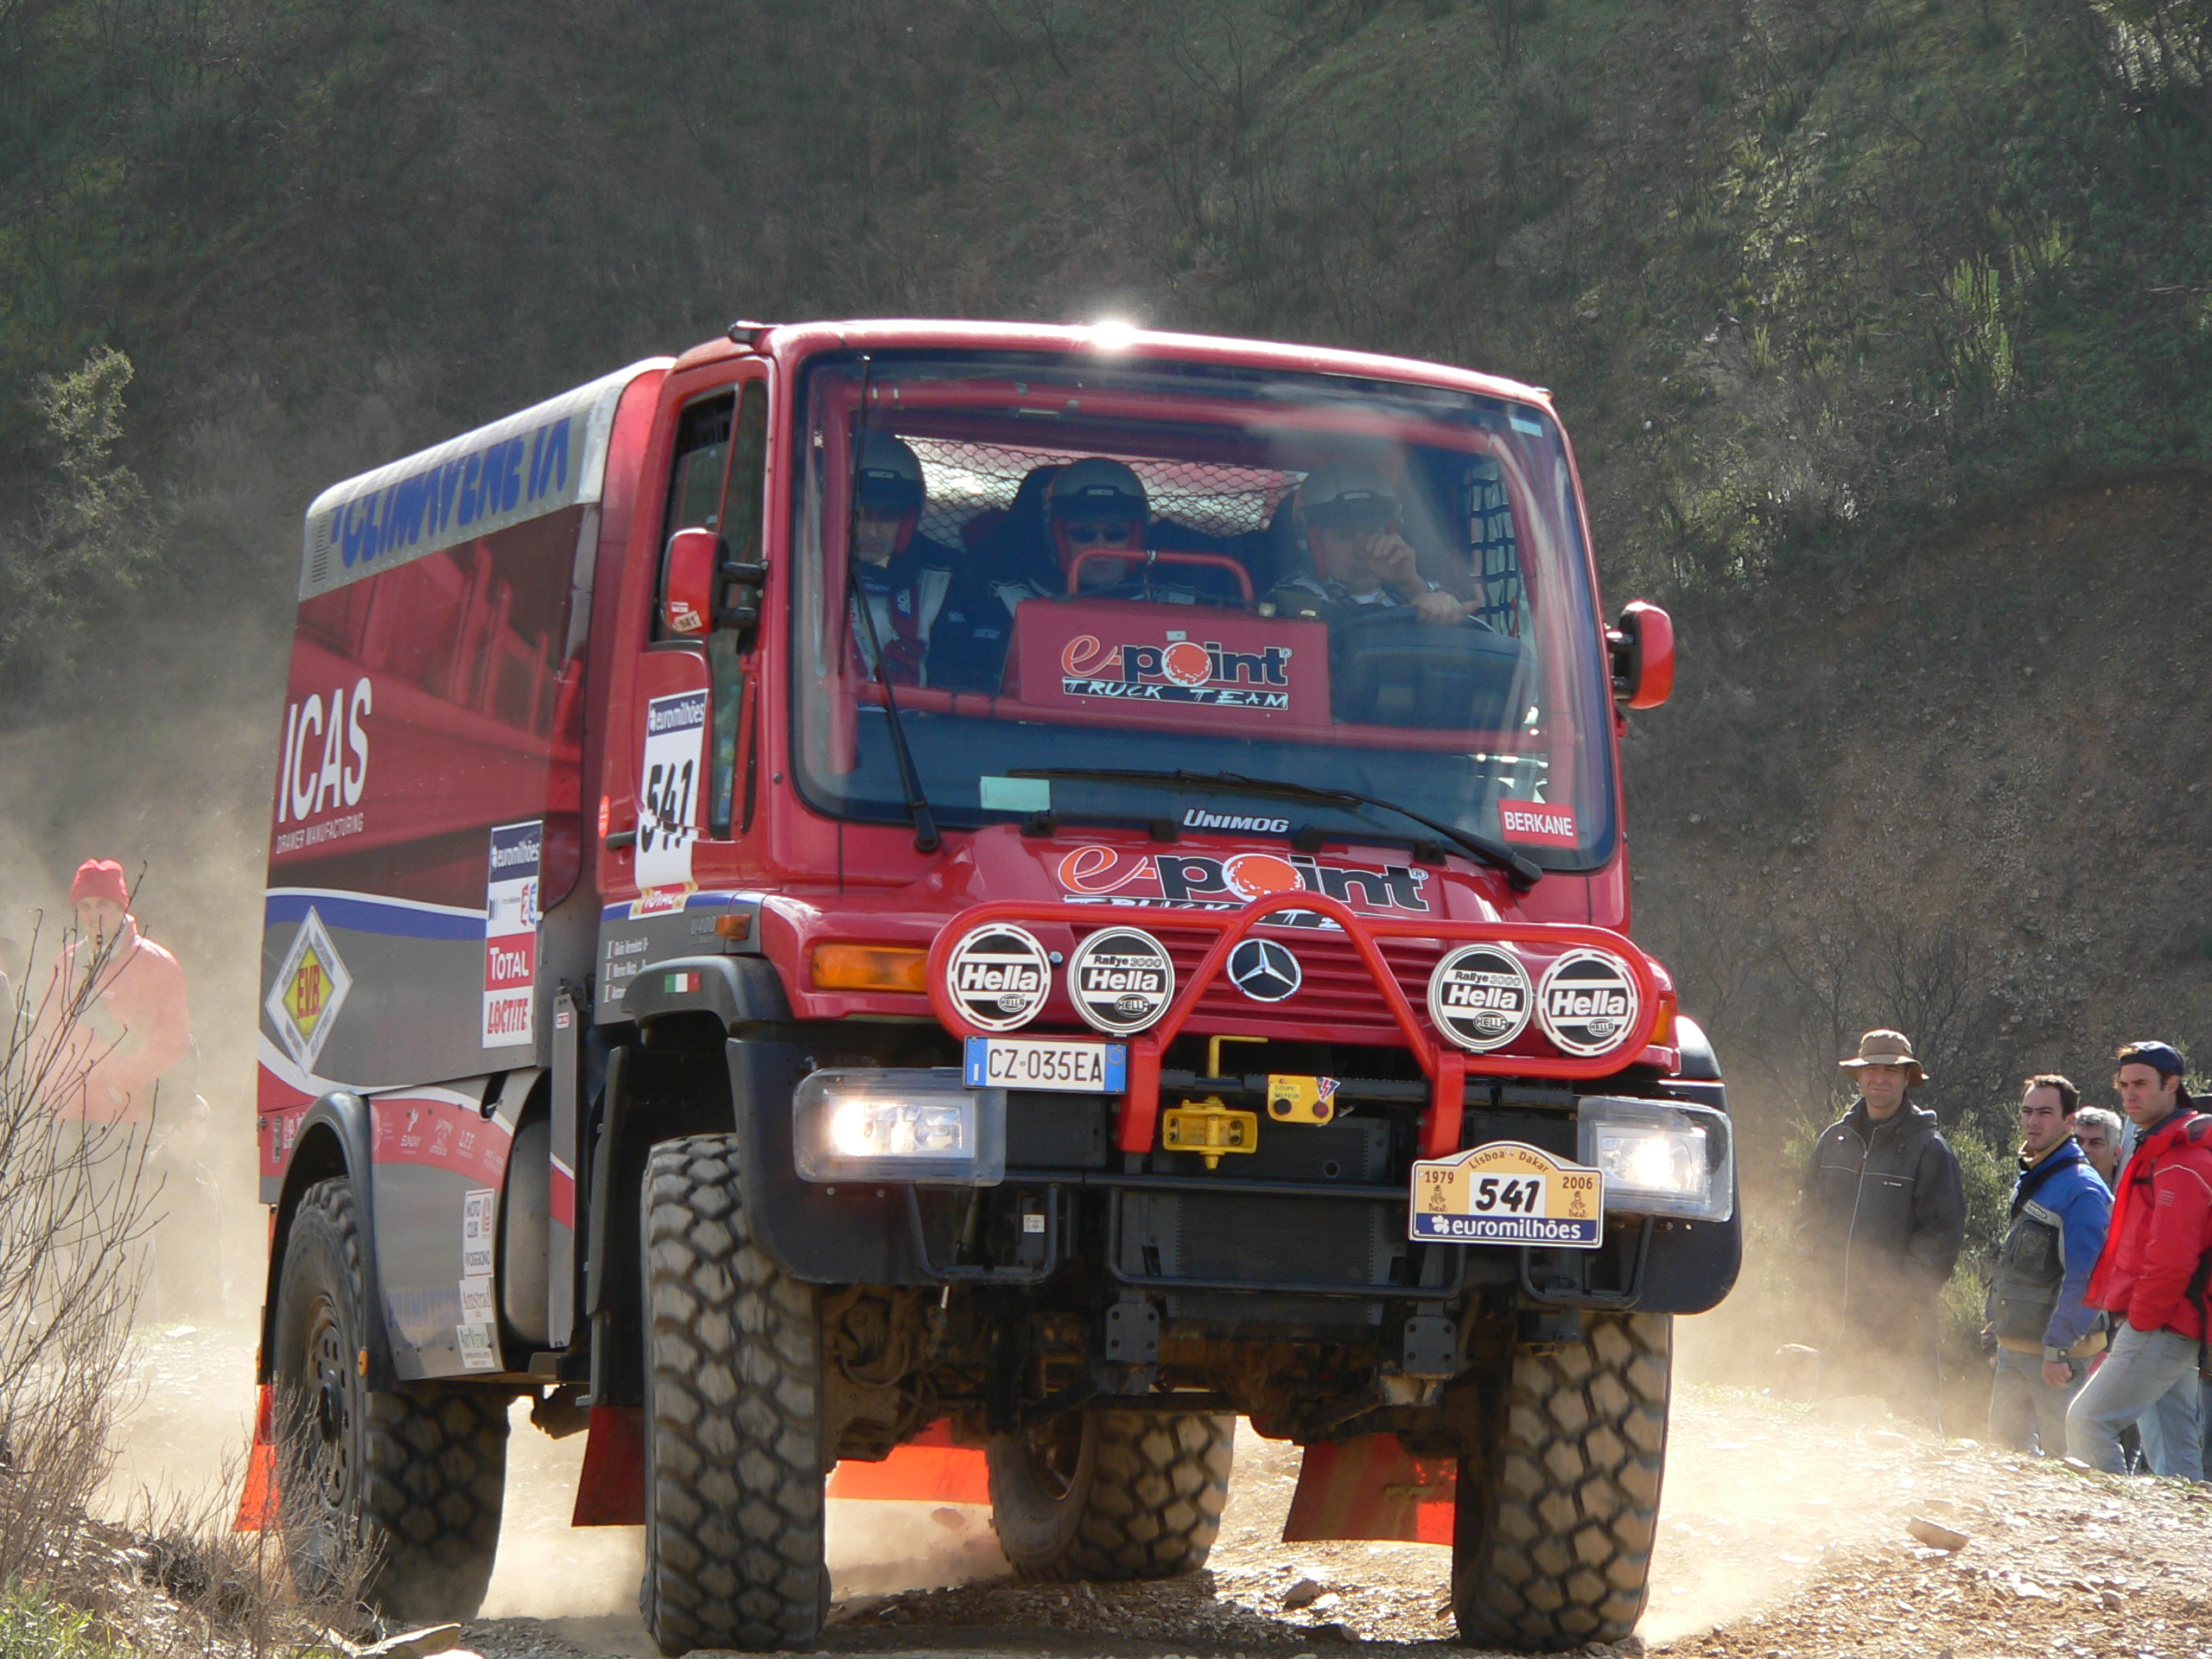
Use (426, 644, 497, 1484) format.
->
(1410, 1141, 1603, 1248)
(1498, 800, 1578, 848)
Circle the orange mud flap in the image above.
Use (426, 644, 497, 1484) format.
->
(572, 1405, 646, 1525)
(232, 1384, 280, 1532)
(826, 1418, 991, 1504)
(1283, 1432, 1457, 1545)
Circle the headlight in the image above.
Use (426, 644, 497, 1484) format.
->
(792, 1068, 1005, 1186)
(1575, 1096, 1733, 1221)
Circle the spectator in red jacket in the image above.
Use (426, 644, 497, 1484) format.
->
(35, 859, 193, 1126)
(2066, 1041, 2212, 1478)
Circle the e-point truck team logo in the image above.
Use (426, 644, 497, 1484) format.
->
(1536, 948, 1641, 1058)
(945, 924, 1053, 1031)
(1226, 938, 1302, 1003)
(1067, 926, 1175, 1035)
(1427, 944, 1535, 1052)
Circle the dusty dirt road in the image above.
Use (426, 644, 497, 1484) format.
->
(114, 1325, 2212, 1659)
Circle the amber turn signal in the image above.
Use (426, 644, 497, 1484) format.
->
(811, 944, 929, 994)
(1649, 989, 1677, 1048)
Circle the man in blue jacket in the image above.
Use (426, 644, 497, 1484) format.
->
(1984, 1073, 2112, 1456)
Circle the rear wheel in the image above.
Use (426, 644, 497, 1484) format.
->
(1451, 1312, 1670, 1651)
(272, 1178, 507, 1623)
(639, 1135, 828, 1655)
(987, 1408, 1233, 1581)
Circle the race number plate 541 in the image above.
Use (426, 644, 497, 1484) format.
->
(963, 1035, 1128, 1094)
(1408, 1140, 1604, 1248)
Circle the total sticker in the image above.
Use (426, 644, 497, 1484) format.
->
(461, 1188, 498, 1276)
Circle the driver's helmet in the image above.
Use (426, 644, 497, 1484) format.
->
(856, 432, 926, 516)
(1046, 458, 1148, 572)
(1297, 461, 1401, 531)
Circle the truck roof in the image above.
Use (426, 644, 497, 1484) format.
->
(296, 322, 1559, 602)
(727, 319, 1558, 412)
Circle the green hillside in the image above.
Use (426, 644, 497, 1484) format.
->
(3, 0, 2209, 1138)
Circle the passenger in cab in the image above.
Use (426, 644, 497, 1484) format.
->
(849, 433, 959, 686)
(1261, 461, 1485, 628)
(927, 457, 1249, 691)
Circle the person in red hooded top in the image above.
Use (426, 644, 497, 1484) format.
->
(36, 859, 193, 1126)
(2066, 1040, 2212, 1478)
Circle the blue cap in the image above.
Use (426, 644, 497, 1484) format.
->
(2116, 1041, 2187, 1078)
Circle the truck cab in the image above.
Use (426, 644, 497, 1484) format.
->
(252, 321, 1732, 1656)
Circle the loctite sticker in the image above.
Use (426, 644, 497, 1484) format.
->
(944, 924, 1053, 1032)
(1068, 926, 1175, 1035)
(1427, 944, 1535, 1052)
(1536, 949, 1640, 1058)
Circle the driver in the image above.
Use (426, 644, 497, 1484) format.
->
(1261, 461, 1481, 627)
(849, 433, 958, 686)
(927, 457, 1245, 691)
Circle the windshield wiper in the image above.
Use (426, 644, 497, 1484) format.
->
(1007, 767, 1544, 890)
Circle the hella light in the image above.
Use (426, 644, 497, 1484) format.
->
(792, 1068, 1005, 1186)
(1575, 1096, 1733, 1222)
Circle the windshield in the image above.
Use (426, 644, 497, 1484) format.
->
(789, 348, 1616, 868)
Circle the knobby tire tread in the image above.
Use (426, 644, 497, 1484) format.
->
(277, 1179, 507, 1624)
(1452, 1312, 1670, 1652)
(991, 1410, 1234, 1582)
(639, 1135, 825, 1655)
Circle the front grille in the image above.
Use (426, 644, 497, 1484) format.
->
(1117, 1185, 1407, 1295)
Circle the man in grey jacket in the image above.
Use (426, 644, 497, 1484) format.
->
(1802, 1029, 1969, 1426)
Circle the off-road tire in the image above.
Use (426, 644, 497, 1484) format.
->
(1452, 1312, 1670, 1651)
(987, 1408, 1234, 1580)
(638, 1135, 827, 1656)
(272, 1178, 508, 1624)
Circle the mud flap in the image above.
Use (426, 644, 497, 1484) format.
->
(231, 1384, 280, 1532)
(572, 1404, 645, 1525)
(1282, 1432, 1456, 1544)
(826, 1420, 990, 1504)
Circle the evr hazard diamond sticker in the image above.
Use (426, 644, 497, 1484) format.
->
(266, 906, 352, 1072)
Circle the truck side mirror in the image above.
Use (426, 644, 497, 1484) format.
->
(663, 529, 721, 638)
(1608, 601, 1675, 709)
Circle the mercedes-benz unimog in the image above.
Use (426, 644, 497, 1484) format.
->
(247, 319, 1737, 1655)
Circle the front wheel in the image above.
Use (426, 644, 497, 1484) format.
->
(1451, 1311, 1670, 1650)
(986, 1408, 1233, 1581)
(639, 1135, 828, 1655)
(271, 1178, 507, 1623)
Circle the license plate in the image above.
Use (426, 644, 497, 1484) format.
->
(964, 1035, 1127, 1093)
(1408, 1140, 1604, 1248)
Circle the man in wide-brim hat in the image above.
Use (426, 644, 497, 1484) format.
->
(1801, 1029, 1967, 1425)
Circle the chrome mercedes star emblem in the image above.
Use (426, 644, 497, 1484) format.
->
(1226, 938, 1301, 1003)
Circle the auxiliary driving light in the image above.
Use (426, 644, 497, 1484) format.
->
(1574, 1096, 1733, 1221)
(792, 1068, 1006, 1186)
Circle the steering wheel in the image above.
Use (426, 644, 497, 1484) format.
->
(1326, 607, 1534, 730)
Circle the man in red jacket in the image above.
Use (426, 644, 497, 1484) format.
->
(2066, 1041, 2212, 1478)
(35, 859, 194, 1125)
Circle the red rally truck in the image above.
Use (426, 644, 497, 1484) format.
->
(251, 320, 1736, 1655)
